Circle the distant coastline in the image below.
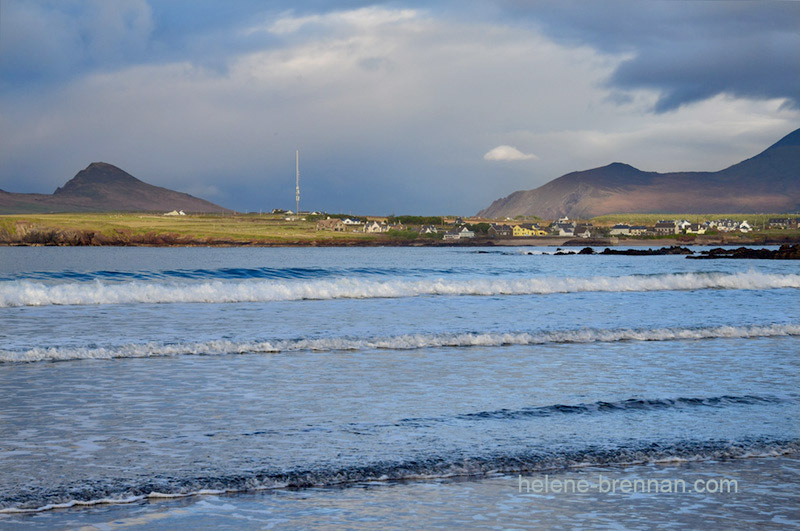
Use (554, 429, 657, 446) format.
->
(2, 212, 799, 248)
(3, 233, 799, 248)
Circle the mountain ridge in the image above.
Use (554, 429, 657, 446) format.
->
(0, 162, 231, 214)
(478, 128, 800, 219)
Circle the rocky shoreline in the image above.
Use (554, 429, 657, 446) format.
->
(554, 245, 694, 256)
(687, 245, 800, 259)
(549, 244, 800, 259)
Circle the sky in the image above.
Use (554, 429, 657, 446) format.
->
(1, 0, 798, 215)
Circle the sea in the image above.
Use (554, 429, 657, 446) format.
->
(0, 246, 798, 529)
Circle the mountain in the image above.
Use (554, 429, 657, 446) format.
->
(478, 128, 800, 219)
(0, 163, 231, 214)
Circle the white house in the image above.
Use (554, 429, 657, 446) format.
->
(739, 220, 752, 233)
(458, 227, 475, 239)
(364, 221, 386, 233)
(686, 224, 706, 235)
(609, 224, 631, 236)
(551, 221, 575, 236)
(573, 224, 592, 238)
(443, 226, 474, 240)
(713, 219, 741, 232)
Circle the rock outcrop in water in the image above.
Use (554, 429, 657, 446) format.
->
(688, 244, 800, 260)
(554, 246, 694, 256)
(600, 246, 694, 256)
(551, 244, 800, 259)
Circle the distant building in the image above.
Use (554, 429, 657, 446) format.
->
(316, 218, 346, 231)
(768, 218, 789, 229)
(573, 224, 593, 238)
(609, 224, 631, 236)
(714, 219, 742, 232)
(419, 225, 439, 234)
(443, 229, 460, 241)
(550, 220, 576, 237)
(488, 224, 512, 238)
(512, 223, 546, 237)
(364, 221, 385, 233)
(686, 223, 706, 235)
(443, 226, 475, 240)
(629, 226, 648, 236)
(654, 220, 678, 235)
(768, 218, 799, 229)
(458, 227, 475, 239)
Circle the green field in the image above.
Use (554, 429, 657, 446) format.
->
(0, 212, 380, 245)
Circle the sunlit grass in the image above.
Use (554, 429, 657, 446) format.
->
(0, 213, 379, 243)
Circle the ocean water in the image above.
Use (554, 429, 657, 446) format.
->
(0, 246, 798, 529)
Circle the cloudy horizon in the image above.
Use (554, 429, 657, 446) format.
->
(1, 0, 798, 215)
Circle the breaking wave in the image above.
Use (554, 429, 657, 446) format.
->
(2, 438, 797, 513)
(3, 323, 798, 363)
(1, 271, 798, 307)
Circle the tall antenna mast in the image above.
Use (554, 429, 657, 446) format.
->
(295, 150, 300, 214)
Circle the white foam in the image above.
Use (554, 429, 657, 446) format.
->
(3, 324, 798, 363)
(1, 439, 796, 514)
(0, 271, 798, 308)
(0, 495, 145, 514)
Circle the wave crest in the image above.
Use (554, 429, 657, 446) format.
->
(3, 323, 798, 363)
(0, 271, 798, 307)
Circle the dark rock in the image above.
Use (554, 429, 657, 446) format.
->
(561, 238, 614, 246)
(600, 246, 694, 256)
(688, 244, 800, 259)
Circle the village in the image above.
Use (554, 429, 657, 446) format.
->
(310, 211, 800, 241)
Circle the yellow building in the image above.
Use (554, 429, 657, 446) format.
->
(512, 224, 547, 237)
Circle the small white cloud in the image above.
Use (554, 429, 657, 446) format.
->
(483, 145, 539, 161)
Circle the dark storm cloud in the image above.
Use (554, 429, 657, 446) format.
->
(499, 0, 800, 111)
(5, 0, 794, 110)
(0, 0, 415, 89)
